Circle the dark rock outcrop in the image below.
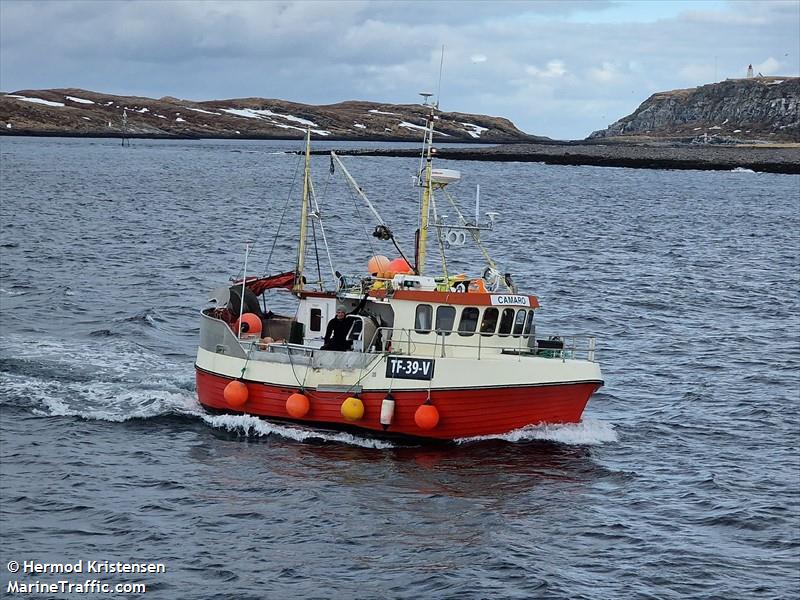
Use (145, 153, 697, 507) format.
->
(588, 77, 799, 143)
(324, 143, 800, 174)
(0, 88, 541, 143)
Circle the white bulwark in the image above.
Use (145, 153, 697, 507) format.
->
(490, 294, 531, 307)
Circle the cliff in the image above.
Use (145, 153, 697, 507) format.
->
(588, 77, 799, 143)
(0, 88, 541, 143)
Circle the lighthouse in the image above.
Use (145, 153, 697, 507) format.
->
(746, 64, 753, 78)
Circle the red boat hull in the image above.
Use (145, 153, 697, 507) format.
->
(196, 367, 601, 440)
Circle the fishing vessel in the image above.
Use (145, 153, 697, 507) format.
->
(195, 97, 603, 441)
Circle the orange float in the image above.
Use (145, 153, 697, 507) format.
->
(224, 380, 248, 408)
(367, 255, 391, 277)
(387, 257, 413, 275)
(286, 392, 311, 418)
(233, 312, 262, 336)
(414, 402, 440, 430)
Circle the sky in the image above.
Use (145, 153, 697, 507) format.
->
(1, 0, 798, 140)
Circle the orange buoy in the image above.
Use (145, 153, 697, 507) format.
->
(286, 392, 310, 418)
(387, 257, 413, 275)
(468, 279, 487, 293)
(367, 255, 391, 277)
(233, 312, 262, 336)
(414, 403, 440, 430)
(340, 396, 364, 421)
(224, 380, 248, 408)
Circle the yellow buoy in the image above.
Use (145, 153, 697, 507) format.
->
(286, 392, 310, 418)
(224, 380, 248, 408)
(340, 396, 364, 421)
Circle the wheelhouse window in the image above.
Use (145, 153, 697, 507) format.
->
(512, 309, 527, 337)
(310, 308, 322, 332)
(415, 304, 433, 334)
(458, 307, 479, 336)
(435, 306, 456, 336)
(498, 308, 515, 336)
(480, 307, 499, 335)
(523, 310, 535, 336)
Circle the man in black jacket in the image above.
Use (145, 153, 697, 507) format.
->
(322, 305, 354, 351)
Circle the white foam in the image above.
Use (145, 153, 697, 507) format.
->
(0, 288, 26, 296)
(5, 94, 64, 107)
(456, 418, 618, 446)
(66, 95, 94, 104)
(731, 167, 756, 173)
(200, 413, 395, 449)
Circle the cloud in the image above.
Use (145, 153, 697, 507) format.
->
(1, 0, 798, 140)
(525, 60, 568, 79)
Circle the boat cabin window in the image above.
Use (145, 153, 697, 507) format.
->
(310, 308, 322, 332)
(480, 307, 499, 335)
(512, 309, 527, 337)
(435, 306, 456, 336)
(458, 307, 479, 336)
(523, 310, 535, 336)
(415, 304, 433, 334)
(498, 308, 515, 337)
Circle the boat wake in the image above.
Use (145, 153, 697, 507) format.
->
(456, 418, 618, 446)
(1, 334, 614, 450)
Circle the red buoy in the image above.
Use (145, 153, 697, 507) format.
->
(233, 313, 262, 336)
(414, 403, 440, 430)
(224, 380, 248, 408)
(286, 392, 310, 418)
(388, 257, 413, 275)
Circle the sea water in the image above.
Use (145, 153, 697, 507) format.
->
(1, 136, 798, 599)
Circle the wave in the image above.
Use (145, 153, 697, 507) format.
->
(456, 418, 618, 446)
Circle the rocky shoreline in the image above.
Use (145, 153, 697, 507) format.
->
(314, 143, 800, 174)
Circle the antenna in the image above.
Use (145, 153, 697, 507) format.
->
(436, 45, 445, 108)
(419, 92, 434, 106)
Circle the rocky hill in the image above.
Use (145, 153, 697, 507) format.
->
(0, 88, 540, 143)
(589, 77, 799, 143)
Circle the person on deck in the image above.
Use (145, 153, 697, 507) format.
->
(322, 305, 355, 351)
(321, 295, 369, 351)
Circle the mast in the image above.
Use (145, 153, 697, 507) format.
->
(294, 128, 312, 291)
(416, 102, 435, 276)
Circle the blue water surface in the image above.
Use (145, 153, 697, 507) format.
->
(1, 136, 798, 599)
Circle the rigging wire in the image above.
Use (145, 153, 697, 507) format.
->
(428, 189, 449, 281)
(309, 216, 323, 291)
(441, 187, 506, 288)
(261, 151, 304, 277)
(346, 181, 379, 261)
(308, 173, 337, 289)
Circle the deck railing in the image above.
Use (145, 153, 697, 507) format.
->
(200, 310, 598, 364)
